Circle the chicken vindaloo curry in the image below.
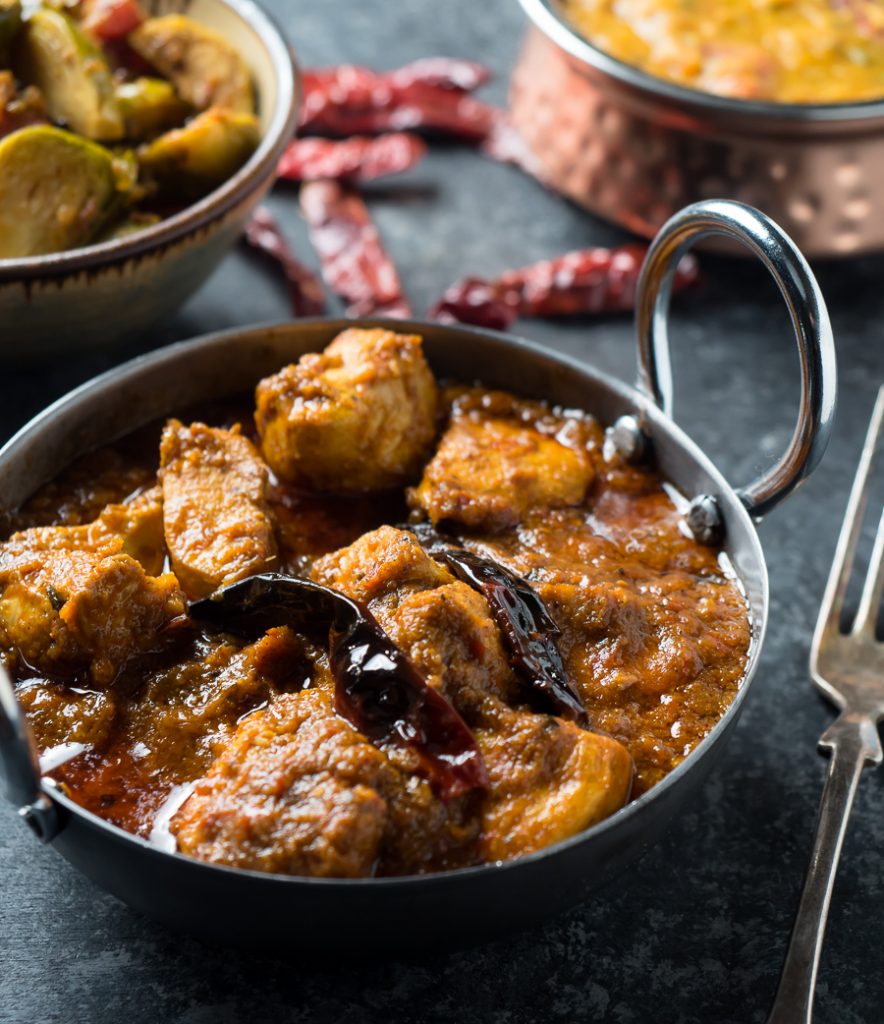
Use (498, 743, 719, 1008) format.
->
(0, 0, 258, 258)
(562, 0, 884, 103)
(2, 329, 751, 877)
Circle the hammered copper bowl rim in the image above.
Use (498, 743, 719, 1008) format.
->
(520, 0, 884, 124)
(0, 0, 298, 284)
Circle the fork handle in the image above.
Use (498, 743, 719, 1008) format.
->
(767, 713, 882, 1024)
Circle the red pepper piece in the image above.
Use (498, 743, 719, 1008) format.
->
(299, 65, 498, 141)
(81, 0, 145, 40)
(428, 277, 517, 331)
(242, 208, 326, 318)
(277, 133, 426, 183)
(502, 245, 699, 317)
(301, 180, 411, 318)
(430, 246, 700, 327)
(388, 57, 492, 92)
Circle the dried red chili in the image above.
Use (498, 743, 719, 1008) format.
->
(81, 0, 145, 40)
(429, 277, 517, 332)
(300, 180, 411, 318)
(189, 573, 488, 801)
(300, 64, 498, 141)
(429, 245, 700, 328)
(277, 133, 426, 183)
(411, 524, 588, 725)
(387, 57, 492, 92)
(242, 208, 326, 318)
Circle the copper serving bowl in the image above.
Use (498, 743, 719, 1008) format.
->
(511, 0, 884, 258)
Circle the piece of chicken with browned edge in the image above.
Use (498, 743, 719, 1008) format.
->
(159, 420, 277, 600)
(172, 686, 478, 877)
(254, 328, 438, 492)
(0, 488, 184, 685)
(313, 524, 633, 860)
(409, 388, 595, 532)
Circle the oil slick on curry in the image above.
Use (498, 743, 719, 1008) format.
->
(0, 329, 751, 877)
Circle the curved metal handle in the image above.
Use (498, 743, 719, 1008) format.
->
(766, 714, 882, 1024)
(0, 661, 58, 841)
(636, 199, 837, 521)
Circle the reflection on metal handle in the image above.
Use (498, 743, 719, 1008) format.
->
(636, 199, 837, 521)
(0, 661, 58, 841)
(766, 714, 881, 1024)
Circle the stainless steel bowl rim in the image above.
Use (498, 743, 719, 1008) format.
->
(0, 0, 299, 282)
(519, 0, 884, 124)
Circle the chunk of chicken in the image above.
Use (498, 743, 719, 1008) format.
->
(159, 420, 277, 600)
(129, 626, 322, 783)
(409, 414, 594, 532)
(312, 525, 518, 713)
(172, 686, 477, 877)
(172, 688, 388, 877)
(0, 549, 184, 684)
(0, 489, 182, 683)
(255, 328, 438, 492)
(476, 705, 633, 861)
(1, 486, 165, 574)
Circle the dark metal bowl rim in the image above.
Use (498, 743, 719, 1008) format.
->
(4, 316, 767, 888)
(519, 0, 884, 123)
(0, 0, 299, 283)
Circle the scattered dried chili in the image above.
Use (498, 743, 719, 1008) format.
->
(81, 0, 145, 40)
(429, 245, 700, 328)
(300, 64, 498, 141)
(277, 133, 426, 183)
(242, 208, 326, 318)
(387, 57, 492, 93)
(429, 276, 517, 332)
(189, 573, 488, 801)
(300, 180, 411, 318)
(411, 524, 588, 725)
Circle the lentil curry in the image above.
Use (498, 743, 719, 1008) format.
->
(561, 0, 884, 103)
(2, 328, 751, 877)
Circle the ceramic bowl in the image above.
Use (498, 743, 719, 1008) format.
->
(0, 0, 299, 356)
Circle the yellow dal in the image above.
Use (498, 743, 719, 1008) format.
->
(561, 0, 884, 102)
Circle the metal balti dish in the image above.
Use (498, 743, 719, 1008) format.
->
(511, 0, 884, 259)
(0, 201, 836, 949)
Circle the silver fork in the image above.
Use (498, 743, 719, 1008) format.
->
(767, 386, 884, 1024)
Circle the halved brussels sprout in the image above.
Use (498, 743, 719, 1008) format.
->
(129, 14, 254, 114)
(116, 77, 190, 141)
(137, 106, 259, 192)
(14, 7, 123, 140)
(0, 125, 119, 257)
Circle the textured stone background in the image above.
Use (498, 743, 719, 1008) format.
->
(2, 1, 884, 1021)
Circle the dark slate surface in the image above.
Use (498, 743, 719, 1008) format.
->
(2, 2, 884, 1021)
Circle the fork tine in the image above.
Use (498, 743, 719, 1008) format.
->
(851, 506, 884, 636)
(814, 386, 884, 642)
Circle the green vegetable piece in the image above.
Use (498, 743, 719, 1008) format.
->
(129, 15, 254, 114)
(15, 8, 123, 141)
(0, 0, 22, 62)
(116, 77, 190, 141)
(0, 125, 119, 257)
(138, 107, 259, 191)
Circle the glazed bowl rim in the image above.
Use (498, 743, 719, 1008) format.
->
(0, 0, 299, 284)
(518, 0, 884, 123)
(1, 316, 768, 889)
